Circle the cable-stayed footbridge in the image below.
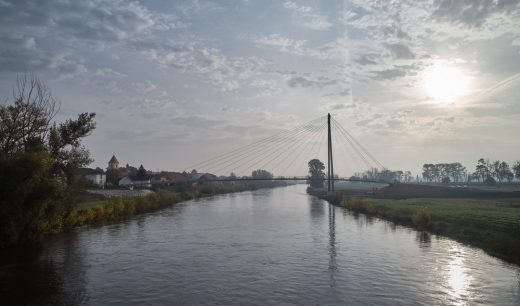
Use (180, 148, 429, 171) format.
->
(185, 114, 384, 191)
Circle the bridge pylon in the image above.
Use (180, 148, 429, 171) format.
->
(327, 113, 334, 192)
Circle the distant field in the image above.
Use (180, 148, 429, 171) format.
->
(467, 185, 520, 192)
(77, 200, 108, 211)
(374, 183, 520, 199)
(415, 183, 520, 192)
(334, 181, 388, 191)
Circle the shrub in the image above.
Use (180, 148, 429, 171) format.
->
(124, 201, 136, 216)
(363, 202, 376, 214)
(412, 208, 431, 230)
(65, 210, 79, 228)
(93, 207, 104, 220)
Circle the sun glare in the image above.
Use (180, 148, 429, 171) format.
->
(422, 65, 471, 103)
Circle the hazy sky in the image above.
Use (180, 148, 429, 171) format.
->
(1, 0, 519, 176)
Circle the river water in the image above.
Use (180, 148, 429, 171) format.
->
(1, 185, 519, 305)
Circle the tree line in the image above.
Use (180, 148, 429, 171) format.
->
(471, 158, 519, 184)
(422, 159, 520, 184)
(0, 75, 96, 247)
(351, 168, 413, 183)
(421, 162, 466, 183)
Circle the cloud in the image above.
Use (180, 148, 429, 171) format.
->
(171, 115, 227, 128)
(253, 34, 306, 53)
(57, 1, 154, 41)
(283, 1, 332, 30)
(329, 103, 356, 110)
(384, 43, 415, 59)
(92, 68, 128, 79)
(0, 0, 156, 42)
(0, 34, 89, 78)
(431, 0, 520, 27)
(0, 0, 162, 78)
(287, 76, 337, 89)
(0, 35, 53, 72)
(371, 68, 407, 80)
(324, 88, 351, 97)
(354, 54, 378, 66)
(133, 39, 266, 91)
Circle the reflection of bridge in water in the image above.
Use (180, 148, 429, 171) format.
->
(328, 201, 337, 286)
(187, 113, 385, 191)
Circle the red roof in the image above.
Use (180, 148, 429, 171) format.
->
(165, 172, 189, 182)
(150, 172, 189, 182)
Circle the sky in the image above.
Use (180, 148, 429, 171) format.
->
(0, 0, 519, 176)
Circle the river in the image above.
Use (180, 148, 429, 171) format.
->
(1, 185, 519, 305)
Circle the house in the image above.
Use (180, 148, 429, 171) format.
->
(190, 172, 218, 184)
(150, 171, 190, 186)
(119, 164, 138, 177)
(118, 176, 151, 189)
(75, 168, 106, 188)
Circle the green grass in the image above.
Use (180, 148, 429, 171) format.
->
(367, 197, 520, 234)
(77, 199, 108, 211)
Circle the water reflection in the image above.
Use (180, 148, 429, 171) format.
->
(446, 245, 473, 304)
(309, 196, 325, 221)
(328, 204, 337, 287)
(416, 231, 432, 248)
(0, 233, 87, 306)
(1, 185, 518, 305)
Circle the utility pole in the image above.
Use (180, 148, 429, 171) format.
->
(327, 113, 334, 192)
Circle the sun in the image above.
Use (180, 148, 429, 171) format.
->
(422, 64, 471, 103)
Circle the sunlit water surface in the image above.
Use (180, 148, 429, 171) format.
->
(1, 185, 519, 305)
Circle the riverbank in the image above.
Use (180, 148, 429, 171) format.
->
(3, 184, 519, 305)
(68, 181, 288, 228)
(309, 187, 520, 265)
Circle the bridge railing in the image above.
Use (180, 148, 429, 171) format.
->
(211, 177, 388, 184)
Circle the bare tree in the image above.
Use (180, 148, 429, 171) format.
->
(0, 74, 60, 155)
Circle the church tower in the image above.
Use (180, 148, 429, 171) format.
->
(108, 155, 119, 170)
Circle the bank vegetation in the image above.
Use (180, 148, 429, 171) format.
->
(308, 187, 520, 265)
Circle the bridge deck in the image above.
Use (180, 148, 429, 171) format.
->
(211, 177, 385, 184)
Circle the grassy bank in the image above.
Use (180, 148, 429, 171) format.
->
(309, 188, 520, 265)
(66, 190, 182, 227)
(69, 181, 288, 228)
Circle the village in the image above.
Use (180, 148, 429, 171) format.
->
(75, 155, 218, 190)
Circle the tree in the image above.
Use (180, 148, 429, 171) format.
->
(0, 75, 96, 247)
(394, 170, 404, 182)
(514, 161, 520, 181)
(475, 158, 490, 182)
(422, 164, 436, 182)
(137, 164, 148, 180)
(492, 161, 512, 183)
(106, 168, 121, 187)
(1, 75, 58, 156)
(251, 169, 273, 179)
(404, 171, 412, 182)
(308, 159, 325, 188)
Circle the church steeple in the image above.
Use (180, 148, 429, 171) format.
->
(108, 155, 119, 170)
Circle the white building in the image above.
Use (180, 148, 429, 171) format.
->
(76, 168, 106, 188)
(118, 176, 151, 189)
